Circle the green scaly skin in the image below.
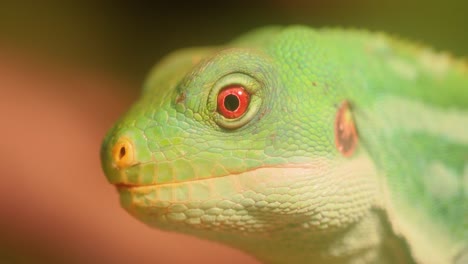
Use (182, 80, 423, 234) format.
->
(101, 26, 468, 264)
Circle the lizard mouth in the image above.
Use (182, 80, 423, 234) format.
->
(112, 167, 258, 191)
(113, 165, 325, 207)
(112, 163, 322, 192)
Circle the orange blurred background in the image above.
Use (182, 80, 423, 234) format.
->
(0, 1, 466, 263)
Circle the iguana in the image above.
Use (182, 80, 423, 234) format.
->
(100, 26, 468, 264)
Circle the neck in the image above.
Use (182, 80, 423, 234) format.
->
(187, 209, 409, 264)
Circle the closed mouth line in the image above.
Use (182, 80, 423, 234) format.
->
(113, 163, 317, 190)
(114, 175, 228, 190)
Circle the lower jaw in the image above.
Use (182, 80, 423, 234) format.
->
(117, 166, 322, 234)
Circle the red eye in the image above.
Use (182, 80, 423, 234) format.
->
(217, 85, 250, 119)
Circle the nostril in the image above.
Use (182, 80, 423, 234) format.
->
(119, 146, 126, 160)
(112, 137, 134, 169)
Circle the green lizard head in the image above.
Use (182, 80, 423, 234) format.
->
(101, 26, 377, 246)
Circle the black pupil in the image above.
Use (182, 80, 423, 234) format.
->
(224, 94, 239, 111)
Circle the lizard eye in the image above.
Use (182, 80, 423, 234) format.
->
(208, 73, 262, 130)
(217, 85, 250, 119)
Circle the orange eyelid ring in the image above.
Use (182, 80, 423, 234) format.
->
(111, 137, 136, 169)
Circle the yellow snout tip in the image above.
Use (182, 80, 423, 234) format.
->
(111, 137, 135, 169)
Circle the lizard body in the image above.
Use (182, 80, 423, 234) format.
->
(101, 26, 468, 263)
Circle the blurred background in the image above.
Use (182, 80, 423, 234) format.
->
(0, 0, 466, 263)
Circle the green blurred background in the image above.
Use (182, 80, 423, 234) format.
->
(0, 1, 466, 263)
(1, 0, 466, 84)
